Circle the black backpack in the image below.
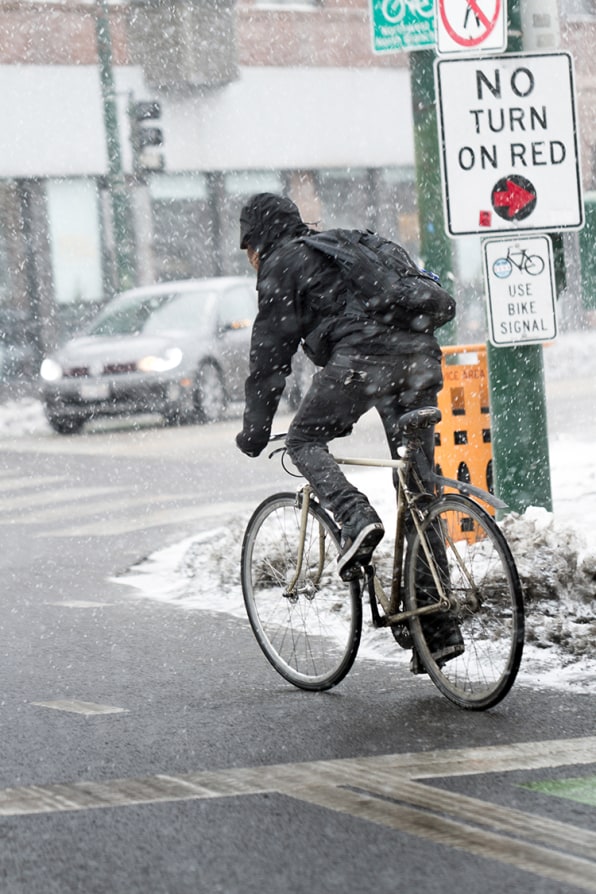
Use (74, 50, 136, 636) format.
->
(301, 228, 456, 333)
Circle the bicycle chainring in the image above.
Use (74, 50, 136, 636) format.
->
(390, 623, 413, 649)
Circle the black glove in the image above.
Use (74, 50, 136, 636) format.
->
(236, 429, 269, 458)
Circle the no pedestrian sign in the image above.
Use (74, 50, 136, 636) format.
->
(483, 235, 557, 346)
(435, 52, 584, 236)
(436, 0, 506, 55)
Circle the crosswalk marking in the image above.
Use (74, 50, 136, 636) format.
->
(0, 485, 115, 513)
(0, 492, 198, 526)
(42, 501, 251, 537)
(3, 736, 596, 889)
(0, 472, 252, 538)
(0, 475, 64, 492)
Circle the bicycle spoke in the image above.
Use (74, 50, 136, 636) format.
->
(241, 494, 362, 690)
(406, 494, 524, 710)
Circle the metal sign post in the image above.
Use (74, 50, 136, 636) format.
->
(480, 0, 560, 514)
(94, 0, 135, 293)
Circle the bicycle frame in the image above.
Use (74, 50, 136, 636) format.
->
(286, 450, 454, 628)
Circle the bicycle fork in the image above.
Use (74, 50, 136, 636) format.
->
(284, 486, 326, 597)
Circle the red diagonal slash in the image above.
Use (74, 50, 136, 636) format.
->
(465, 0, 491, 29)
(439, 0, 501, 45)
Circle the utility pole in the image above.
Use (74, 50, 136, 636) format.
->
(409, 49, 456, 345)
(94, 0, 135, 293)
(484, 0, 553, 513)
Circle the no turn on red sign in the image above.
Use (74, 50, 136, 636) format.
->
(435, 52, 584, 236)
(436, 0, 507, 55)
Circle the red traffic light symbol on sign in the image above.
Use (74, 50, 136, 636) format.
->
(491, 175, 537, 222)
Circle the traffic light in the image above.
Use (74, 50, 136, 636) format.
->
(129, 99, 164, 177)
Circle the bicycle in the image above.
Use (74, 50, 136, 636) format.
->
(492, 247, 545, 279)
(240, 406, 524, 711)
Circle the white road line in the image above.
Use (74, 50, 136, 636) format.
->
(1, 737, 595, 888)
(31, 700, 127, 715)
(0, 475, 65, 492)
(357, 776, 596, 859)
(45, 601, 112, 608)
(40, 501, 251, 537)
(0, 492, 202, 525)
(289, 783, 596, 893)
(0, 472, 259, 536)
(0, 486, 115, 512)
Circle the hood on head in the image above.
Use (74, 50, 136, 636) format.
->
(239, 193, 308, 256)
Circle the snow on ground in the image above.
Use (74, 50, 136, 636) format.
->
(115, 331, 596, 695)
(2, 331, 595, 694)
(116, 451, 596, 695)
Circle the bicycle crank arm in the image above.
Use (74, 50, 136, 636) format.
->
(384, 601, 451, 626)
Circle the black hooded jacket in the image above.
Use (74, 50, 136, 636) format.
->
(240, 193, 441, 443)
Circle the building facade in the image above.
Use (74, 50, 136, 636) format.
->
(0, 0, 594, 361)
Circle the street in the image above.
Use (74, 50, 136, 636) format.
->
(0, 401, 595, 893)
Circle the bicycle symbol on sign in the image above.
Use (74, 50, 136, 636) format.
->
(381, 0, 434, 24)
(492, 247, 545, 279)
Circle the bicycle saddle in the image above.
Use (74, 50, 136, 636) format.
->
(398, 406, 441, 436)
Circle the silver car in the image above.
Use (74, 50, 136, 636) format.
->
(40, 276, 260, 434)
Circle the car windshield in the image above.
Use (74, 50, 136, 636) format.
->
(88, 289, 215, 337)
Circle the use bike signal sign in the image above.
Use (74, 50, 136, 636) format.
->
(483, 235, 557, 346)
(435, 52, 584, 236)
(436, 0, 507, 55)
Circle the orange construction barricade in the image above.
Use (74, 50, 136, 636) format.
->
(435, 344, 493, 512)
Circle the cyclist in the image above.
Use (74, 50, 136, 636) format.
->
(236, 192, 462, 663)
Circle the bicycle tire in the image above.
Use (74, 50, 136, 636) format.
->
(404, 494, 524, 710)
(241, 493, 362, 691)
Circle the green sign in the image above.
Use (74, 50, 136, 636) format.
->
(370, 0, 436, 53)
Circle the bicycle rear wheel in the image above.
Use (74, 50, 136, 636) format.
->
(405, 494, 524, 710)
(241, 493, 362, 691)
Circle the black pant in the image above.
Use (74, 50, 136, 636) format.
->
(286, 351, 442, 527)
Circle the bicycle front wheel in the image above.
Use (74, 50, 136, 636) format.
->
(405, 494, 524, 710)
(241, 493, 362, 691)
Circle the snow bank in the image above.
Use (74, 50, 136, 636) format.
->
(119, 462, 596, 694)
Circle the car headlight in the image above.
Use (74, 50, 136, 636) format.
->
(136, 347, 183, 373)
(40, 358, 63, 382)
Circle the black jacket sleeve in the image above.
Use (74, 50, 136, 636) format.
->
(239, 253, 303, 443)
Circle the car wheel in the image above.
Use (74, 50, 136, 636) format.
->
(47, 415, 87, 435)
(194, 362, 227, 423)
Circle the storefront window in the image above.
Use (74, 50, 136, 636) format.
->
(46, 179, 103, 306)
(150, 173, 212, 281)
